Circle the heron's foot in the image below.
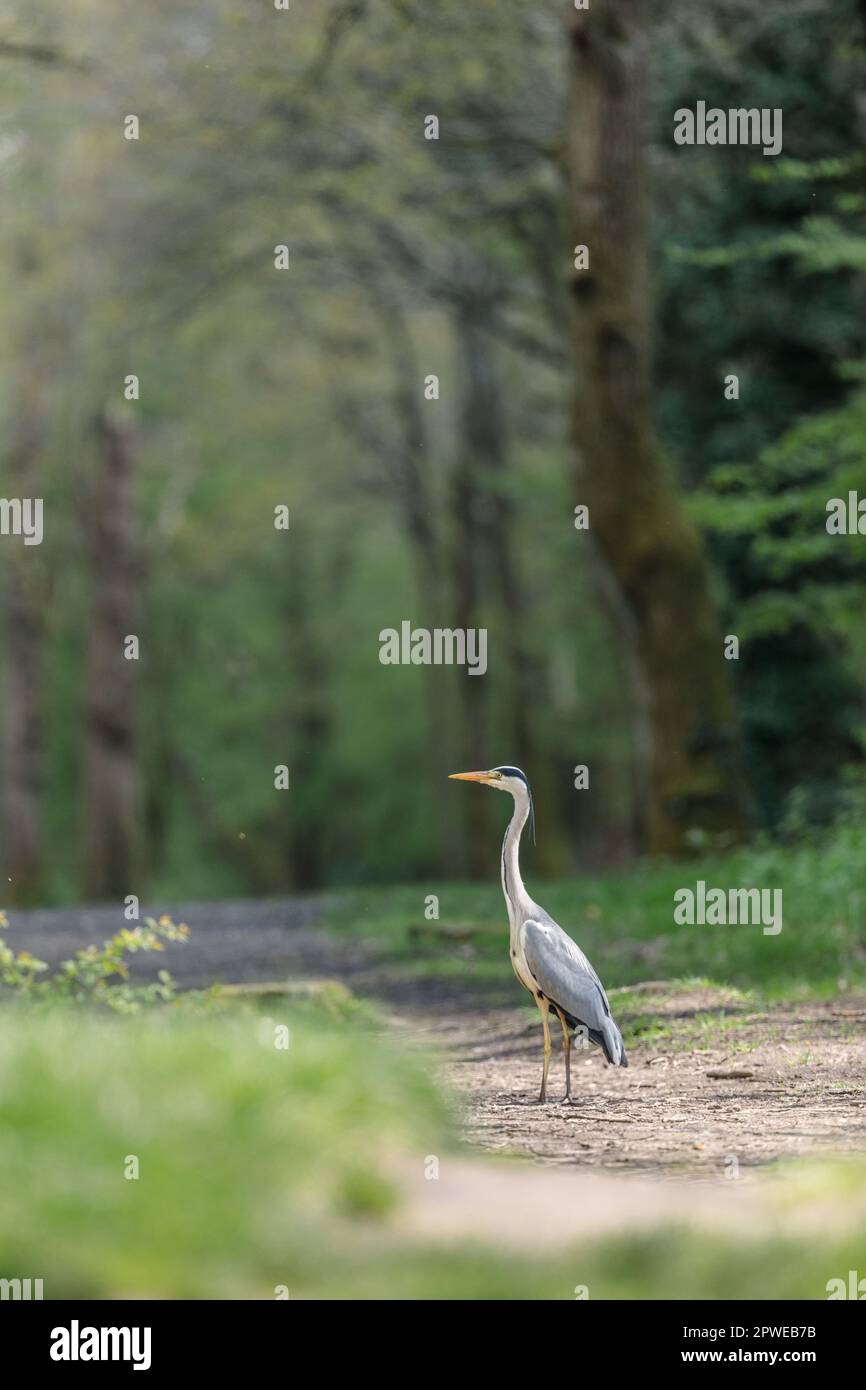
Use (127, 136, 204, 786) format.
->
(561, 1092, 574, 1104)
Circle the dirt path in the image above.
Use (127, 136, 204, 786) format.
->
(2, 896, 355, 989)
(388, 981, 866, 1249)
(392, 984, 866, 1176)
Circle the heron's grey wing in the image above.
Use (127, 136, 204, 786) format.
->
(522, 919, 627, 1066)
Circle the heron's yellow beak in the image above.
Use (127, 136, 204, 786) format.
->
(448, 770, 493, 782)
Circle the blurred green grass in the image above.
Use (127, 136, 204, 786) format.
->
(0, 1002, 447, 1298)
(328, 824, 866, 1001)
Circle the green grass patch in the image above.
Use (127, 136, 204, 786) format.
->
(326, 824, 866, 1002)
(0, 1005, 448, 1298)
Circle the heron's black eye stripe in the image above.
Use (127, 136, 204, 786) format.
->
(493, 765, 528, 784)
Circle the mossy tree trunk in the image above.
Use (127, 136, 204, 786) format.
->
(564, 0, 742, 852)
(1, 375, 46, 903)
(83, 410, 142, 898)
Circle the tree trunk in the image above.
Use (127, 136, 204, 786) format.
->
(282, 527, 333, 891)
(373, 292, 457, 871)
(453, 299, 569, 872)
(563, 0, 743, 853)
(1, 374, 47, 902)
(83, 409, 142, 898)
(450, 301, 493, 876)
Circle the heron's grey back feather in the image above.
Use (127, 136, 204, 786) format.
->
(521, 918, 627, 1067)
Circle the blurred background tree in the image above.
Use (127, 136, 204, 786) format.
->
(0, 0, 863, 904)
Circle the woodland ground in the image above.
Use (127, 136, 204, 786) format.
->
(9, 873, 866, 1183)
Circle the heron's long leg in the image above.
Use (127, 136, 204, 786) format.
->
(537, 997, 552, 1102)
(554, 1007, 572, 1102)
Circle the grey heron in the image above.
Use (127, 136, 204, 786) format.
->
(449, 766, 628, 1101)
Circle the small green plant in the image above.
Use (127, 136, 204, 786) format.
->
(0, 910, 189, 1012)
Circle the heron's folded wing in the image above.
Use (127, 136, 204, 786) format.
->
(522, 919, 613, 1034)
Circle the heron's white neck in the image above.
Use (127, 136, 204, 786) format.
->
(500, 792, 531, 928)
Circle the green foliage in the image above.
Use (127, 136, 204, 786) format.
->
(655, 7, 866, 828)
(0, 0, 620, 899)
(1, 0, 865, 899)
(692, 376, 866, 825)
(0, 911, 188, 1011)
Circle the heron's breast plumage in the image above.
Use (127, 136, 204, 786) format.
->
(511, 920, 541, 997)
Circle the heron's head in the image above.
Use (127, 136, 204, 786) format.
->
(449, 766, 531, 798)
(449, 766, 535, 842)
